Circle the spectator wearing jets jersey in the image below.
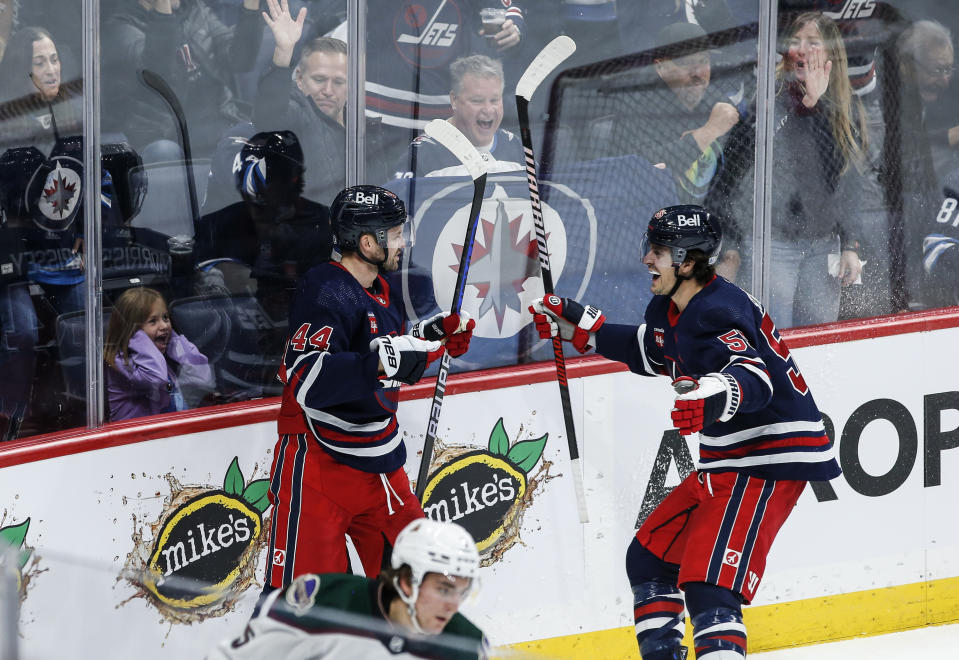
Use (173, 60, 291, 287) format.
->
(265, 185, 476, 592)
(529, 205, 841, 660)
(357, 0, 525, 169)
(393, 54, 525, 179)
(211, 519, 489, 660)
(908, 166, 959, 310)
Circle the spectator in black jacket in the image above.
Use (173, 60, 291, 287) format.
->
(0, 26, 82, 156)
(254, 0, 387, 206)
(101, 0, 264, 161)
(193, 129, 333, 399)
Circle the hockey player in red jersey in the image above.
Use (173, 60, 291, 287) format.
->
(211, 519, 488, 659)
(529, 205, 841, 659)
(266, 185, 476, 591)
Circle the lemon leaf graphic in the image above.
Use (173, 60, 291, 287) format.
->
(488, 417, 510, 457)
(224, 457, 244, 496)
(0, 518, 29, 551)
(18, 548, 31, 570)
(242, 479, 271, 513)
(506, 434, 548, 473)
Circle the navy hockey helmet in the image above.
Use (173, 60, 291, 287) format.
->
(642, 204, 723, 266)
(330, 185, 408, 252)
(234, 130, 305, 207)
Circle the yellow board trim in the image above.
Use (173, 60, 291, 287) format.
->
(500, 576, 959, 659)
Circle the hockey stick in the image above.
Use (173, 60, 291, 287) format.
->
(140, 69, 201, 228)
(414, 119, 488, 500)
(515, 36, 589, 523)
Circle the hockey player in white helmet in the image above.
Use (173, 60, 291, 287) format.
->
(208, 519, 488, 660)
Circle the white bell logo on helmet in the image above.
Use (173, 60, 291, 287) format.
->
(353, 191, 380, 205)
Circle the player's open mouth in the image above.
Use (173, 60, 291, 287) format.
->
(477, 119, 494, 130)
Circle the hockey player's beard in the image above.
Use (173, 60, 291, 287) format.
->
(379, 248, 402, 273)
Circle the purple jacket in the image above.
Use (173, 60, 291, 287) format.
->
(107, 330, 212, 421)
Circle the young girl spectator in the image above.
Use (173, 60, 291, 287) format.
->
(105, 287, 212, 421)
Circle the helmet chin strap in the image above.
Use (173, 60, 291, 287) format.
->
(667, 265, 690, 298)
(393, 576, 428, 635)
(358, 240, 389, 270)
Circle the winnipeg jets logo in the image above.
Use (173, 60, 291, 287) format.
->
(397, 1, 458, 46)
(27, 155, 84, 232)
(272, 549, 286, 567)
(394, 0, 462, 68)
(822, 0, 875, 19)
(39, 162, 80, 220)
(723, 548, 742, 567)
(368, 313, 379, 334)
(404, 178, 595, 356)
(654, 328, 665, 348)
(445, 188, 555, 333)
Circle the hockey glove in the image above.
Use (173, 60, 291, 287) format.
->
(411, 311, 476, 358)
(371, 335, 444, 385)
(670, 373, 742, 436)
(528, 295, 605, 354)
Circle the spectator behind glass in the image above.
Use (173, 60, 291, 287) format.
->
(253, 2, 389, 205)
(101, 0, 264, 162)
(0, 26, 82, 156)
(193, 130, 333, 399)
(393, 54, 525, 179)
(897, 20, 959, 185)
(357, 0, 525, 168)
(616, 0, 748, 102)
(715, 12, 868, 328)
(612, 23, 742, 279)
(105, 286, 212, 421)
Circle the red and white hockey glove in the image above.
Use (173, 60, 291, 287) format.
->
(411, 311, 476, 358)
(670, 373, 742, 436)
(528, 295, 605, 354)
(371, 335, 444, 385)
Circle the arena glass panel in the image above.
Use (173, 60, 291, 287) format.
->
(3, 1, 959, 443)
(0, 3, 94, 440)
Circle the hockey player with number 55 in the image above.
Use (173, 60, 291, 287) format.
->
(265, 185, 476, 593)
(529, 205, 841, 660)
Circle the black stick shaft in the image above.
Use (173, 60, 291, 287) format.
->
(517, 95, 588, 522)
(416, 172, 487, 500)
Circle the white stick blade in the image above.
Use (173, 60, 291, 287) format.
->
(515, 35, 577, 102)
(423, 119, 487, 180)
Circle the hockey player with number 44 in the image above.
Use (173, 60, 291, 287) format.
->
(529, 204, 841, 660)
(266, 185, 476, 593)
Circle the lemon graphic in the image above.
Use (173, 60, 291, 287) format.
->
(423, 453, 527, 552)
(142, 458, 269, 610)
(144, 493, 262, 608)
(421, 418, 547, 555)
